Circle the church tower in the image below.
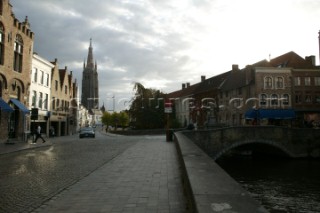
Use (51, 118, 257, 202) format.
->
(81, 39, 99, 110)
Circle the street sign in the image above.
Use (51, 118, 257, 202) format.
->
(164, 102, 172, 113)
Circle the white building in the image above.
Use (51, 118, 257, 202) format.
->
(29, 53, 54, 136)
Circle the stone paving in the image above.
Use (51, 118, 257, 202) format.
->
(32, 136, 187, 213)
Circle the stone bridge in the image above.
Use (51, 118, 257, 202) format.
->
(180, 126, 320, 160)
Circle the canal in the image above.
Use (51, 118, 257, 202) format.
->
(217, 156, 320, 213)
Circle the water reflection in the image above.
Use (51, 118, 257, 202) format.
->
(217, 156, 320, 213)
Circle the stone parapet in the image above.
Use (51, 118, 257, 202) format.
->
(174, 131, 268, 213)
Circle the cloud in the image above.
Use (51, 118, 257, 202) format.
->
(10, 0, 320, 111)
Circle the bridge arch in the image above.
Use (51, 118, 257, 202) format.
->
(213, 139, 295, 160)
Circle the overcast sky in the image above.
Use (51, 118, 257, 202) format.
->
(10, 0, 320, 111)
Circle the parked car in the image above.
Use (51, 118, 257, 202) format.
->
(79, 127, 95, 138)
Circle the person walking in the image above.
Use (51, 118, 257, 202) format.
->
(34, 125, 46, 143)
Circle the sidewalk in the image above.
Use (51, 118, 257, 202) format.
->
(33, 136, 187, 213)
(0, 138, 53, 155)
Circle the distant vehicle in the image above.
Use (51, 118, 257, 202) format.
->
(79, 127, 95, 138)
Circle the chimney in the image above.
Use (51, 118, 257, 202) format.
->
(182, 83, 186, 90)
(201, 75, 206, 82)
(232, 64, 239, 71)
(305, 56, 316, 66)
(186, 82, 190, 88)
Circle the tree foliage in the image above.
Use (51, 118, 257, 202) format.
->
(129, 82, 166, 129)
(101, 111, 129, 131)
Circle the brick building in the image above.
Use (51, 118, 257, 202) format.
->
(0, 0, 34, 142)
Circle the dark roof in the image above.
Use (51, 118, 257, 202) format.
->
(269, 51, 313, 68)
(167, 51, 316, 97)
(167, 83, 200, 99)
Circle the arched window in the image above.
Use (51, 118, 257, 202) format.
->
(271, 94, 278, 106)
(282, 94, 289, 106)
(275, 77, 284, 89)
(260, 94, 267, 107)
(0, 23, 4, 65)
(13, 34, 23, 72)
(264, 77, 273, 89)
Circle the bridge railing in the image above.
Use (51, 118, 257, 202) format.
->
(180, 126, 320, 159)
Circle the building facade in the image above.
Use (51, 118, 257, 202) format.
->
(29, 53, 54, 136)
(168, 51, 320, 128)
(0, 0, 34, 142)
(50, 59, 77, 136)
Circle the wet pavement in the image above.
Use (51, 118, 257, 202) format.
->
(0, 132, 188, 213)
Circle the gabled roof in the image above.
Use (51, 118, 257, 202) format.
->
(59, 68, 67, 88)
(269, 51, 313, 68)
(167, 51, 316, 97)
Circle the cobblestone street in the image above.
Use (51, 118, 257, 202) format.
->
(0, 132, 136, 212)
(0, 132, 187, 213)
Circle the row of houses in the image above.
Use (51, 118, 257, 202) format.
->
(168, 51, 320, 128)
(0, 0, 81, 143)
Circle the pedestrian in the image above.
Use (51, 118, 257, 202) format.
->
(49, 126, 55, 137)
(34, 125, 46, 143)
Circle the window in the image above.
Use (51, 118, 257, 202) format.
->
(40, 71, 44, 84)
(305, 77, 311, 86)
(271, 94, 278, 106)
(56, 99, 60, 110)
(305, 93, 312, 103)
(44, 94, 48, 109)
(13, 34, 23, 72)
(65, 85, 68, 94)
(0, 24, 4, 65)
(282, 94, 289, 106)
(45, 73, 49, 86)
(294, 77, 301, 86)
(295, 93, 302, 104)
(55, 80, 58, 91)
(0, 1, 3, 15)
(52, 97, 56, 110)
(39, 92, 43, 108)
(32, 91, 37, 107)
(264, 77, 272, 89)
(315, 94, 320, 104)
(315, 77, 320, 86)
(275, 77, 284, 89)
(260, 94, 267, 106)
(33, 68, 38, 82)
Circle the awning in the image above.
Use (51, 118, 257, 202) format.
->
(245, 108, 295, 119)
(9, 98, 30, 114)
(0, 97, 14, 112)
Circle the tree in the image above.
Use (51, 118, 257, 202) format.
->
(129, 82, 166, 129)
(118, 111, 129, 130)
(101, 111, 112, 131)
(101, 111, 129, 131)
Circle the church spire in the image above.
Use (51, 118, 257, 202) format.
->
(86, 38, 95, 69)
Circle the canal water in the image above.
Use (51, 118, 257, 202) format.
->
(217, 156, 320, 213)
